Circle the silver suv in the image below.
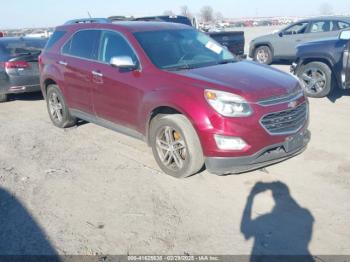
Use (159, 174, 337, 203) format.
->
(249, 17, 350, 64)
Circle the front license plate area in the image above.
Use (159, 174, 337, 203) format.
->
(285, 132, 304, 153)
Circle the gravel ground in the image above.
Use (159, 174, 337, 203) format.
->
(0, 26, 350, 256)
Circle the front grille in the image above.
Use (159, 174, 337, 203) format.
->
(258, 90, 304, 106)
(260, 103, 307, 135)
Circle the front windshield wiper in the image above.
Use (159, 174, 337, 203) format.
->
(217, 59, 236, 65)
(165, 64, 194, 71)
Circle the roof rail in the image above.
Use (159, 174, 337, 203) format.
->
(64, 18, 111, 25)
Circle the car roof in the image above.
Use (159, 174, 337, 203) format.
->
(0, 37, 47, 42)
(57, 21, 192, 33)
(299, 16, 350, 22)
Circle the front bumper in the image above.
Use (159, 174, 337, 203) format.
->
(205, 129, 310, 175)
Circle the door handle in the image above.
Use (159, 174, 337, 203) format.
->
(296, 39, 302, 42)
(92, 70, 103, 77)
(58, 61, 68, 66)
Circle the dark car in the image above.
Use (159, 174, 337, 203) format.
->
(250, 16, 350, 64)
(40, 20, 310, 178)
(0, 37, 47, 102)
(291, 30, 350, 98)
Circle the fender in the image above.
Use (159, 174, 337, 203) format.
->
(250, 41, 274, 58)
(40, 63, 65, 99)
(138, 87, 212, 144)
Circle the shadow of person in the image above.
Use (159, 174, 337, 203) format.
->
(241, 182, 314, 262)
(0, 187, 57, 256)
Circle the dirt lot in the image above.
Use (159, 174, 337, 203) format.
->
(1, 26, 350, 256)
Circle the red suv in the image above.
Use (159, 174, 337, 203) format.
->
(40, 19, 310, 178)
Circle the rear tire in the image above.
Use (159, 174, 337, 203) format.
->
(254, 46, 273, 65)
(150, 114, 204, 178)
(46, 84, 76, 128)
(297, 62, 333, 98)
(0, 94, 8, 103)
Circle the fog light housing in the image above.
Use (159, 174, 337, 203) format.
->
(214, 135, 248, 150)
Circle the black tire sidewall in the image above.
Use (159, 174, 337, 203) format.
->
(46, 85, 75, 128)
(298, 62, 332, 98)
(254, 46, 273, 65)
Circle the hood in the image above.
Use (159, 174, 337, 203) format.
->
(173, 60, 300, 102)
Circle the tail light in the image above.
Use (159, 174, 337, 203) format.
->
(4, 61, 30, 69)
(38, 55, 43, 70)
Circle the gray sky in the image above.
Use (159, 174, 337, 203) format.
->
(1, 0, 350, 29)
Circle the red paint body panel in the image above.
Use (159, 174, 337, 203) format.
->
(40, 22, 309, 159)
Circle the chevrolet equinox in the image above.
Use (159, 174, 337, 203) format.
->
(39, 19, 311, 178)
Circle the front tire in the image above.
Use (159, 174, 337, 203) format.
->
(0, 94, 8, 103)
(254, 46, 273, 65)
(46, 84, 76, 128)
(150, 114, 204, 178)
(297, 62, 333, 98)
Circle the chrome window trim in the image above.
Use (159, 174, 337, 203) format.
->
(59, 28, 142, 71)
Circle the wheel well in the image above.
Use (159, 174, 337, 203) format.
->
(300, 58, 339, 83)
(299, 58, 341, 90)
(146, 106, 182, 145)
(254, 43, 273, 54)
(301, 58, 332, 69)
(44, 79, 57, 94)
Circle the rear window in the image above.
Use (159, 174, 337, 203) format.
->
(0, 38, 46, 60)
(45, 31, 66, 50)
(338, 21, 350, 30)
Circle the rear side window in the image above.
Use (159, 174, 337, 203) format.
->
(309, 21, 334, 33)
(338, 21, 350, 30)
(45, 31, 66, 50)
(62, 30, 101, 60)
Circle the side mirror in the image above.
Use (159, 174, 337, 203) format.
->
(278, 32, 283, 37)
(110, 56, 137, 69)
(339, 30, 350, 40)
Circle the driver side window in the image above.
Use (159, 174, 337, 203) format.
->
(284, 22, 309, 35)
(98, 30, 138, 64)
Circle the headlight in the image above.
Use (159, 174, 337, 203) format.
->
(204, 89, 252, 117)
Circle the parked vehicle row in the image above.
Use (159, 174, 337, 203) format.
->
(249, 16, 350, 64)
(39, 19, 310, 178)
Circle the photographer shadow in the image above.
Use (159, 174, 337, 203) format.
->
(241, 182, 314, 262)
(0, 187, 57, 256)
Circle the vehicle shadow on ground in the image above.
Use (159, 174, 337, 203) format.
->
(240, 181, 315, 262)
(0, 187, 58, 256)
(327, 87, 350, 103)
(8, 92, 43, 102)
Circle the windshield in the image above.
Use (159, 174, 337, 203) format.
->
(134, 29, 235, 70)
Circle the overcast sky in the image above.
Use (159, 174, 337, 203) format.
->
(1, 0, 350, 29)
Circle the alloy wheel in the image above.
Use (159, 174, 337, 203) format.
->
(300, 68, 327, 95)
(155, 126, 187, 171)
(48, 92, 63, 122)
(256, 48, 269, 63)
